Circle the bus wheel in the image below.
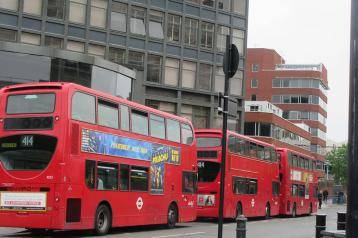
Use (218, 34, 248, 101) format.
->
(236, 203, 243, 218)
(265, 203, 271, 219)
(94, 204, 112, 236)
(292, 204, 297, 218)
(167, 204, 178, 229)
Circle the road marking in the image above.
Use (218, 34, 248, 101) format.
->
(151, 232, 206, 238)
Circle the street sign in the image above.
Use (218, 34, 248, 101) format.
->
(223, 44, 240, 78)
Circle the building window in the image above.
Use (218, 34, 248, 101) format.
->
(201, 22, 214, 49)
(251, 79, 258, 88)
(66, 40, 85, 52)
(130, 6, 146, 35)
(147, 54, 162, 83)
(69, 0, 87, 24)
(88, 44, 105, 57)
(0, 0, 18, 11)
(198, 64, 212, 91)
(47, 0, 65, 19)
(111, 2, 127, 32)
(251, 94, 256, 101)
(233, 29, 245, 55)
(146, 100, 177, 114)
(164, 58, 179, 87)
(215, 66, 224, 93)
(21, 32, 41, 45)
(45, 36, 63, 48)
(128, 51, 144, 71)
(218, 0, 231, 11)
(167, 14, 181, 43)
(217, 26, 230, 52)
(182, 61, 196, 89)
(108, 47, 125, 65)
(23, 0, 42, 15)
(184, 18, 198, 46)
(90, 0, 108, 28)
(230, 71, 243, 95)
(0, 28, 17, 42)
(149, 10, 164, 39)
(233, 0, 246, 15)
(186, 0, 200, 4)
(181, 104, 209, 128)
(252, 64, 259, 72)
(202, 0, 214, 7)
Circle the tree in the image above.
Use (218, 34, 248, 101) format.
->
(326, 144, 348, 185)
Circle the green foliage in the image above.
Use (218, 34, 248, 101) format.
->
(326, 144, 348, 185)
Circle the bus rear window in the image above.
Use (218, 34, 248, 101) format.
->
(7, 93, 55, 114)
(197, 137, 221, 148)
(197, 161, 220, 182)
(0, 134, 57, 170)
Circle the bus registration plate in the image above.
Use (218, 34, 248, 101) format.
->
(0, 192, 46, 211)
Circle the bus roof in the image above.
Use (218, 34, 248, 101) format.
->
(195, 128, 275, 148)
(276, 147, 314, 160)
(1, 82, 193, 125)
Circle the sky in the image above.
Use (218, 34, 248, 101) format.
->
(247, 0, 351, 143)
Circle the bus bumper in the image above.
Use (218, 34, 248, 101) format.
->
(196, 206, 219, 218)
(0, 211, 56, 229)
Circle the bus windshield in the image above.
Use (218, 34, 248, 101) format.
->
(0, 135, 57, 170)
(6, 93, 55, 114)
(197, 137, 221, 148)
(197, 161, 220, 182)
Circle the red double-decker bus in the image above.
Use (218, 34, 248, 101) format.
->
(277, 148, 318, 217)
(0, 83, 197, 235)
(196, 129, 280, 219)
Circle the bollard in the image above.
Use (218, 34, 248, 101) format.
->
(236, 215, 247, 238)
(337, 212, 346, 230)
(315, 214, 326, 238)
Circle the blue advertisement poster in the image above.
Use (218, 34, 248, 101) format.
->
(81, 129, 181, 194)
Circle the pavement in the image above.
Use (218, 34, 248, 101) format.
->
(0, 203, 346, 238)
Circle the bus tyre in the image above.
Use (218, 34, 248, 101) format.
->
(292, 204, 297, 218)
(167, 204, 178, 229)
(94, 204, 111, 236)
(265, 203, 271, 219)
(236, 203, 243, 219)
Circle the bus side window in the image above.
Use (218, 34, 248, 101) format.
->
(131, 166, 148, 191)
(120, 105, 130, 131)
(238, 139, 245, 155)
(131, 109, 149, 136)
(182, 172, 197, 194)
(97, 162, 118, 190)
(167, 119, 180, 143)
(249, 142, 257, 158)
(98, 99, 119, 129)
(72, 92, 96, 124)
(232, 177, 246, 194)
(120, 164, 130, 191)
(181, 123, 194, 145)
(228, 136, 236, 153)
(85, 160, 96, 189)
(150, 114, 166, 139)
(292, 184, 298, 197)
(272, 181, 280, 196)
(247, 179, 257, 195)
(257, 145, 265, 160)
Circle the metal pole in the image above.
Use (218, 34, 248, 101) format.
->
(315, 214, 326, 238)
(236, 215, 247, 238)
(218, 35, 231, 238)
(347, 0, 358, 237)
(337, 212, 347, 230)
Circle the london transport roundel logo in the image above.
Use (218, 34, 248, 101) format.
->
(136, 197, 144, 210)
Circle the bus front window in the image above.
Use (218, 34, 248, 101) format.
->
(197, 161, 220, 182)
(6, 93, 55, 114)
(196, 137, 221, 148)
(0, 135, 57, 171)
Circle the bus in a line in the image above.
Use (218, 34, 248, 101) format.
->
(195, 129, 280, 219)
(0, 83, 197, 235)
(277, 148, 318, 217)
